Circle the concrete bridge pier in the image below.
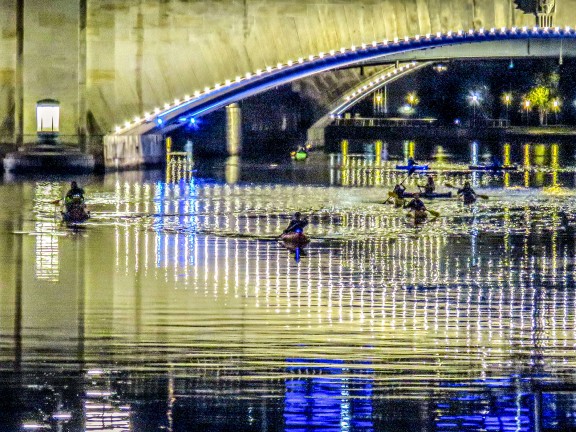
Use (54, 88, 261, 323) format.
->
(226, 103, 242, 156)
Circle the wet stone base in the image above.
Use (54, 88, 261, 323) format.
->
(3, 147, 95, 173)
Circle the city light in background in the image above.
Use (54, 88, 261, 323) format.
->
(468, 91, 481, 127)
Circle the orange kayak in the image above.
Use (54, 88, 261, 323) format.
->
(280, 232, 310, 245)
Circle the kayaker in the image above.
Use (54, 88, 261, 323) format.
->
(65, 181, 85, 210)
(406, 157, 419, 176)
(404, 193, 427, 219)
(419, 175, 435, 195)
(284, 212, 308, 234)
(457, 181, 477, 205)
(391, 184, 406, 208)
(393, 183, 406, 198)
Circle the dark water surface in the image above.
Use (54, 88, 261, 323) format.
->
(2, 142, 576, 431)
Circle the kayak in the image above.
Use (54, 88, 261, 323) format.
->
(280, 232, 310, 245)
(406, 210, 427, 222)
(403, 192, 452, 199)
(468, 165, 518, 171)
(62, 205, 90, 224)
(396, 165, 429, 171)
(291, 151, 308, 161)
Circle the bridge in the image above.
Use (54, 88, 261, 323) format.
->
(0, 0, 574, 168)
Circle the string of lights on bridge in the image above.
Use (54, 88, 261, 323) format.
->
(114, 25, 576, 136)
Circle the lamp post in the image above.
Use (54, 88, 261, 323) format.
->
(36, 99, 60, 146)
(405, 92, 419, 117)
(523, 100, 531, 126)
(502, 93, 512, 124)
(551, 99, 560, 124)
(469, 93, 480, 127)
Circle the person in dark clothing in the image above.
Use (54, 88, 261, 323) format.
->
(65, 181, 85, 210)
(406, 157, 419, 175)
(405, 194, 426, 211)
(420, 175, 435, 195)
(404, 193, 427, 220)
(390, 183, 407, 208)
(457, 181, 477, 205)
(66, 181, 84, 200)
(393, 183, 406, 198)
(284, 212, 308, 234)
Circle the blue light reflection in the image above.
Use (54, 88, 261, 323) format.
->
(284, 359, 373, 432)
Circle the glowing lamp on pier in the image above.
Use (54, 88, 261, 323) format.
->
(36, 99, 60, 144)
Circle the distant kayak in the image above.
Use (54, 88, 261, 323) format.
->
(291, 150, 308, 161)
(403, 191, 452, 199)
(280, 232, 310, 245)
(468, 165, 518, 171)
(396, 165, 429, 171)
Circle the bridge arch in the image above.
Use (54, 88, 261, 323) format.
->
(115, 26, 576, 139)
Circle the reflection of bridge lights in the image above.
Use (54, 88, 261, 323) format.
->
(102, 178, 576, 375)
(33, 182, 61, 282)
(34, 222, 60, 282)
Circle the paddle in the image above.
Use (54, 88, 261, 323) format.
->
(405, 208, 440, 219)
(444, 182, 489, 200)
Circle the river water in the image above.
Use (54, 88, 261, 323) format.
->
(1, 141, 576, 431)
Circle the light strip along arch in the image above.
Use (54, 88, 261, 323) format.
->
(330, 62, 432, 117)
(305, 62, 431, 145)
(113, 26, 576, 137)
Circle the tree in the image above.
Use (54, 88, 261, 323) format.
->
(405, 92, 420, 107)
(526, 86, 551, 125)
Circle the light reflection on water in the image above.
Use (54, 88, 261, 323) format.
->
(2, 150, 576, 430)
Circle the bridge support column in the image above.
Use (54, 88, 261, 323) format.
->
(375, 140, 382, 166)
(226, 103, 242, 156)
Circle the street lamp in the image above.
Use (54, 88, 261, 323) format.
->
(501, 93, 512, 124)
(551, 99, 560, 124)
(468, 92, 480, 127)
(523, 100, 531, 126)
(405, 92, 419, 116)
(36, 99, 60, 145)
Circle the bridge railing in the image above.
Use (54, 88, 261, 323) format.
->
(483, 118, 510, 128)
(332, 117, 437, 127)
(331, 117, 512, 128)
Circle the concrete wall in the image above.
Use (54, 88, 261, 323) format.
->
(0, 0, 570, 149)
(0, 0, 17, 144)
